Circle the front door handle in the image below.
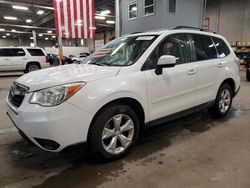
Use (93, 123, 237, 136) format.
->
(4, 58, 9, 61)
(187, 69, 196, 75)
(217, 62, 224, 68)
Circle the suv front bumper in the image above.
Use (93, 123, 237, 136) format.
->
(6, 94, 94, 152)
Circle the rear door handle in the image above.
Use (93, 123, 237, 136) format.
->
(187, 69, 196, 75)
(4, 58, 9, 61)
(217, 62, 223, 68)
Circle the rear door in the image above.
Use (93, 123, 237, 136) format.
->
(191, 34, 219, 105)
(0, 48, 13, 71)
(27, 48, 49, 68)
(11, 48, 27, 71)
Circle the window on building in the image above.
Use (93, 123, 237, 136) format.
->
(27, 49, 45, 56)
(143, 0, 155, 16)
(192, 34, 217, 61)
(168, 0, 176, 14)
(128, 2, 137, 20)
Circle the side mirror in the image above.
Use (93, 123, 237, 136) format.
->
(155, 55, 176, 75)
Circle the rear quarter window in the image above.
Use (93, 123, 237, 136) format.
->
(27, 49, 45, 56)
(212, 37, 230, 58)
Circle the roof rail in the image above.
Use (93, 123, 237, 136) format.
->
(130, 31, 144, 34)
(171, 26, 216, 34)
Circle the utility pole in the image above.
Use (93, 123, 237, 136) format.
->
(203, 0, 207, 15)
(32, 30, 37, 47)
(18, 35, 22, 46)
(115, 0, 120, 38)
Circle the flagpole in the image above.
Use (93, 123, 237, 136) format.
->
(58, 35, 63, 65)
(115, 0, 120, 38)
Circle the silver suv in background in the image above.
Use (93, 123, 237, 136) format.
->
(0, 47, 49, 73)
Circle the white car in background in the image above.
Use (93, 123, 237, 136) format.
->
(0, 47, 49, 73)
(6, 27, 240, 161)
(72, 52, 90, 63)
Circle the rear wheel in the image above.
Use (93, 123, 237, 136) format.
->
(208, 84, 233, 118)
(26, 63, 40, 73)
(88, 104, 139, 161)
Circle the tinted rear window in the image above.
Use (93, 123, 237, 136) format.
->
(192, 34, 217, 61)
(11, 48, 26, 56)
(212, 37, 230, 58)
(27, 49, 45, 56)
(0, 49, 12, 57)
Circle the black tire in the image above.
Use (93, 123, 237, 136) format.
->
(88, 103, 140, 161)
(246, 68, 250, 81)
(26, 63, 40, 73)
(208, 84, 233, 118)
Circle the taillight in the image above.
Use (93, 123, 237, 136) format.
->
(45, 55, 49, 63)
(234, 58, 240, 68)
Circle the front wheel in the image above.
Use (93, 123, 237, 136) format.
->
(88, 104, 140, 161)
(208, 84, 233, 118)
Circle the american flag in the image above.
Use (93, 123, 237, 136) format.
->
(53, 0, 95, 39)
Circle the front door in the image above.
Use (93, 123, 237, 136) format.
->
(143, 33, 197, 121)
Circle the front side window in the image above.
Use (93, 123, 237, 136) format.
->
(159, 34, 191, 64)
(143, 34, 191, 70)
(144, 0, 155, 16)
(84, 35, 158, 67)
(11, 48, 25, 56)
(168, 0, 176, 14)
(192, 34, 217, 61)
(27, 49, 45, 56)
(128, 2, 137, 20)
(212, 37, 230, 58)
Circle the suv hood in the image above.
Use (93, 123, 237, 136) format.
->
(16, 64, 120, 91)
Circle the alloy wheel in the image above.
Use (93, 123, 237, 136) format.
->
(28, 65, 39, 72)
(102, 114, 134, 155)
(219, 88, 231, 113)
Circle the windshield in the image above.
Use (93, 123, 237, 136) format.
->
(83, 35, 158, 66)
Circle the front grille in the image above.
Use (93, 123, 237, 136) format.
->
(8, 82, 29, 108)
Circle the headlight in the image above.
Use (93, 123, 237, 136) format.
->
(30, 82, 85, 107)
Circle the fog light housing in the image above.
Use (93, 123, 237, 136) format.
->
(34, 138, 60, 150)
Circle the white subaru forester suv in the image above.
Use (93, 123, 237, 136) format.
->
(6, 27, 240, 160)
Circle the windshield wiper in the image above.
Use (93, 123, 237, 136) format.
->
(89, 62, 105, 66)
